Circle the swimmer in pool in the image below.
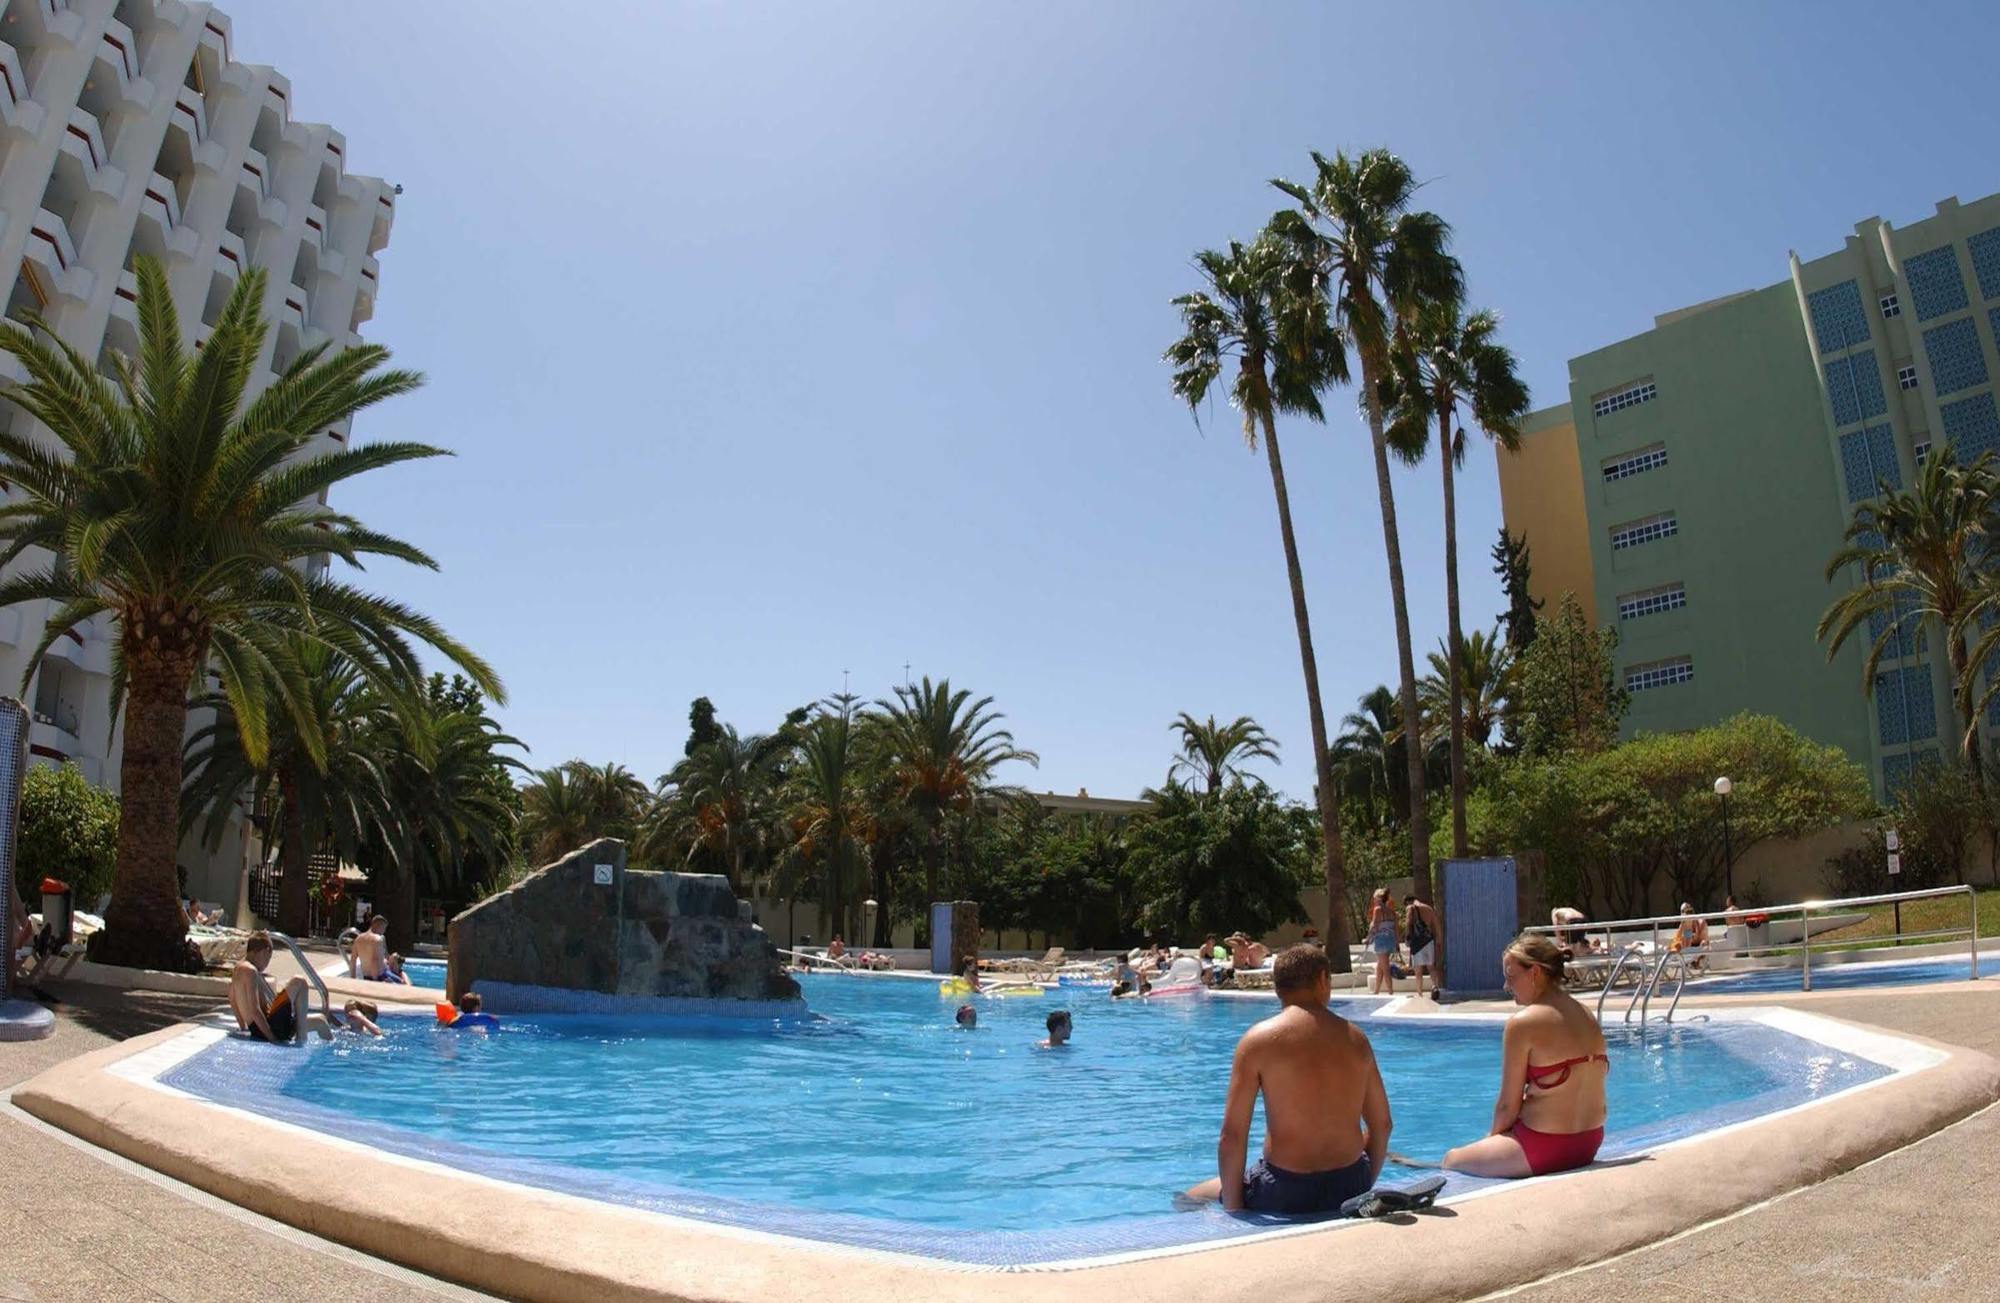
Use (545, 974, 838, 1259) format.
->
(1039, 1009, 1071, 1048)
(1182, 944, 1389, 1214)
(954, 1003, 977, 1029)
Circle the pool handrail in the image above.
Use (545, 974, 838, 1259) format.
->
(1534, 883, 1978, 999)
(265, 930, 331, 1022)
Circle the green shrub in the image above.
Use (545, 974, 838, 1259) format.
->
(19, 763, 119, 907)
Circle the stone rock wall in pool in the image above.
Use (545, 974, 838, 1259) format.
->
(446, 838, 801, 1005)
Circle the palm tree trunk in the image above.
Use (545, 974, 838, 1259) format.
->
(1439, 407, 1469, 857)
(1363, 367, 1434, 904)
(1948, 632, 1984, 779)
(870, 843, 892, 947)
(277, 777, 312, 937)
(92, 645, 197, 972)
(1257, 404, 1352, 972)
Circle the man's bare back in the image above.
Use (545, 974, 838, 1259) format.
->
(1187, 944, 1391, 1215)
(1244, 1003, 1380, 1172)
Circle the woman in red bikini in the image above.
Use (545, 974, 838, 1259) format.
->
(1442, 933, 1608, 1178)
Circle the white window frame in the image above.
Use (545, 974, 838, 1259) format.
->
(1601, 443, 1668, 482)
(1592, 379, 1658, 419)
(1898, 364, 1919, 391)
(1610, 512, 1678, 551)
(1880, 293, 1901, 319)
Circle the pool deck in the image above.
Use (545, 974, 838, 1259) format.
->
(4, 975, 1998, 1301)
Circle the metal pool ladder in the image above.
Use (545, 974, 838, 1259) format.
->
(266, 930, 332, 1022)
(1595, 943, 1693, 1025)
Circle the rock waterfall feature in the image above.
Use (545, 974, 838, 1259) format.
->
(447, 838, 802, 1014)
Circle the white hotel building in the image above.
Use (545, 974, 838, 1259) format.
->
(0, 0, 395, 909)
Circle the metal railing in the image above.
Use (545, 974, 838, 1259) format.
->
(1536, 885, 1979, 1016)
(266, 930, 330, 1022)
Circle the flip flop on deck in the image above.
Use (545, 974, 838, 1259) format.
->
(1339, 1174, 1446, 1219)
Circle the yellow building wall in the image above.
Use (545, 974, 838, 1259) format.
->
(1496, 405, 1597, 625)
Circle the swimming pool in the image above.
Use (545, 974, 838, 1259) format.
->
(1686, 951, 1998, 996)
(160, 975, 1895, 1266)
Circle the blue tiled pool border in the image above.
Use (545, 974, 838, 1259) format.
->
(156, 1009, 1900, 1270)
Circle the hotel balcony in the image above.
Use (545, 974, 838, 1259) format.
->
(0, 40, 42, 136)
(302, 203, 327, 252)
(24, 208, 91, 303)
(240, 146, 270, 199)
(29, 715, 81, 764)
(215, 228, 245, 279)
(109, 266, 137, 327)
(0, 607, 20, 647)
(42, 624, 112, 678)
(95, 15, 150, 108)
(60, 106, 123, 197)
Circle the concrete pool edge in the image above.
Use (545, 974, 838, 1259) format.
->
(13, 1013, 2000, 1303)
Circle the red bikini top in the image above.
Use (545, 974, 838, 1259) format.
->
(1525, 1052, 1610, 1090)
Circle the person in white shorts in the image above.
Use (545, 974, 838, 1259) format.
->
(1403, 892, 1441, 999)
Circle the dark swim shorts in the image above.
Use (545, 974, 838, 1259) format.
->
(1241, 1154, 1374, 1215)
(251, 992, 296, 1043)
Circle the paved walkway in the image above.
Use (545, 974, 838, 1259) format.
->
(4, 976, 1996, 1301)
(1506, 986, 2000, 1301)
(0, 984, 480, 1303)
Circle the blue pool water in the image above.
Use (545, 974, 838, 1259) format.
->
(1687, 952, 1997, 996)
(164, 975, 1891, 1265)
(400, 958, 444, 988)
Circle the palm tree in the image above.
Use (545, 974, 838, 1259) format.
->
(1821, 451, 1999, 769)
(1420, 628, 1514, 751)
(1333, 686, 1403, 830)
(520, 766, 594, 865)
(1387, 302, 1529, 855)
(368, 703, 523, 949)
(1165, 235, 1355, 967)
(1271, 149, 1463, 904)
(872, 676, 1037, 942)
(660, 725, 791, 891)
(567, 760, 651, 841)
(784, 696, 869, 943)
(1168, 712, 1280, 794)
(181, 638, 396, 937)
(0, 257, 499, 970)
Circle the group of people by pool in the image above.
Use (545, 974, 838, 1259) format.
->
(1362, 887, 1442, 998)
(226, 921, 494, 1044)
(1184, 934, 1609, 1216)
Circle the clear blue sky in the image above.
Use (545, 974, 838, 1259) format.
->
(228, 1, 1997, 803)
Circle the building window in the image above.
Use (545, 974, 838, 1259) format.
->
(1941, 393, 2000, 461)
(1869, 589, 1923, 659)
(1617, 583, 1687, 621)
(1899, 364, 1919, 390)
(1881, 750, 1939, 798)
(1807, 280, 1870, 354)
(1610, 512, 1678, 551)
(1968, 226, 2000, 301)
(1592, 379, 1657, 418)
(1874, 665, 1937, 745)
(1880, 293, 1902, 319)
(1601, 443, 1668, 482)
(1823, 353, 1887, 426)
(1915, 439, 1932, 465)
(1838, 424, 1901, 501)
(1903, 246, 1969, 321)
(1921, 317, 1988, 396)
(1626, 657, 1694, 693)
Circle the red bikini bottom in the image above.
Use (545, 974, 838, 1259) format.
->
(1509, 1121, 1603, 1175)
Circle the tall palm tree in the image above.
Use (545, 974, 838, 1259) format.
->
(181, 638, 397, 936)
(1420, 628, 1514, 751)
(1333, 686, 1404, 830)
(1165, 235, 1355, 967)
(1821, 451, 1999, 770)
(872, 676, 1037, 942)
(520, 766, 594, 865)
(1271, 149, 1463, 904)
(660, 725, 791, 891)
(1388, 301, 1529, 855)
(1168, 712, 1280, 794)
(784, 696, 869, 943)
(0, 257, 499, 970)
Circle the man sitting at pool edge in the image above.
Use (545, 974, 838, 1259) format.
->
(229, 931, 310, 1044)
(1183, 943, 1390, 1215)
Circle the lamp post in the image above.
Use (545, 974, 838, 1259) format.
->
(1714, 776, 1735, 903)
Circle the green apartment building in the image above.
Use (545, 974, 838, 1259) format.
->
(1499, 193, 2000, 796)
